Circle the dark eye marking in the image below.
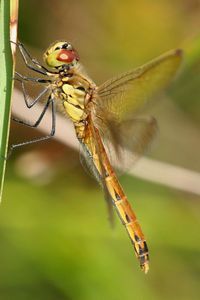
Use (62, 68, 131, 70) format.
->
(55, 46, 61, 51)
(61, 43, 68, 49)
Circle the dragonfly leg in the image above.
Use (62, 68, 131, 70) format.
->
(7, 98, 56, 159)
(11, 41, 55, 75)
(14, 77, 49, 108)
(14, 71, 51, 84)
(12, 94, 52, 127)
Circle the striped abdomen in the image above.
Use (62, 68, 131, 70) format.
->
(79, 121, 149, 273)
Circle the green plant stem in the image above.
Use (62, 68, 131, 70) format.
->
(0, 0, 13, 202)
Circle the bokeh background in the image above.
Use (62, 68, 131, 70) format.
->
(1, 0, 200, 299)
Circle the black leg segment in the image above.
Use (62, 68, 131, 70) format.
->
(7, 97, 56, 158)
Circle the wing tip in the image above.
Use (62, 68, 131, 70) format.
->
(174, 48, 183, 57)
(161, 48, 183, 61)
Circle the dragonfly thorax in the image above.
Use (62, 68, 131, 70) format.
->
(52, 72, 94, 124)
(62, 83, 88, 122)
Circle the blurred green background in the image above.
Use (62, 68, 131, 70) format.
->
(1, 0, 200, 299)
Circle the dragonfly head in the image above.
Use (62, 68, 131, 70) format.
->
(43, 41, 79, 70)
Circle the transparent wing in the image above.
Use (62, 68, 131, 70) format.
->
(93, 49, 182, 169)
(96, 49, 183, 122)
(79, 142, 102, 184)
(95, 115, 158, 171)
(79, 124, 115, 226)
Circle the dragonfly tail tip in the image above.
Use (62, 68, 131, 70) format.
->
(141, 263, 149, 274)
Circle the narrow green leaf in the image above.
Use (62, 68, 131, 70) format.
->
(0, 0, 13, 202)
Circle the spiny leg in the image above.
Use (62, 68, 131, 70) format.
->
(7, 97, 56, 158)
(11, 41, 56, 75)
(12, 93, 52, 127)
(17, 41, 48, 71)
(14, 71, 52, 84)
(14, 76, 49, 108)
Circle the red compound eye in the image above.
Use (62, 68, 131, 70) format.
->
(57, 49, 79, 63)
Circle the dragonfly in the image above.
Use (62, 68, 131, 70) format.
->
(11, 41, 183, 273)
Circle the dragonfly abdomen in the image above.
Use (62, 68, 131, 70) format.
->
(105, 174, 149, 273)
(81, 122, 150, 273)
